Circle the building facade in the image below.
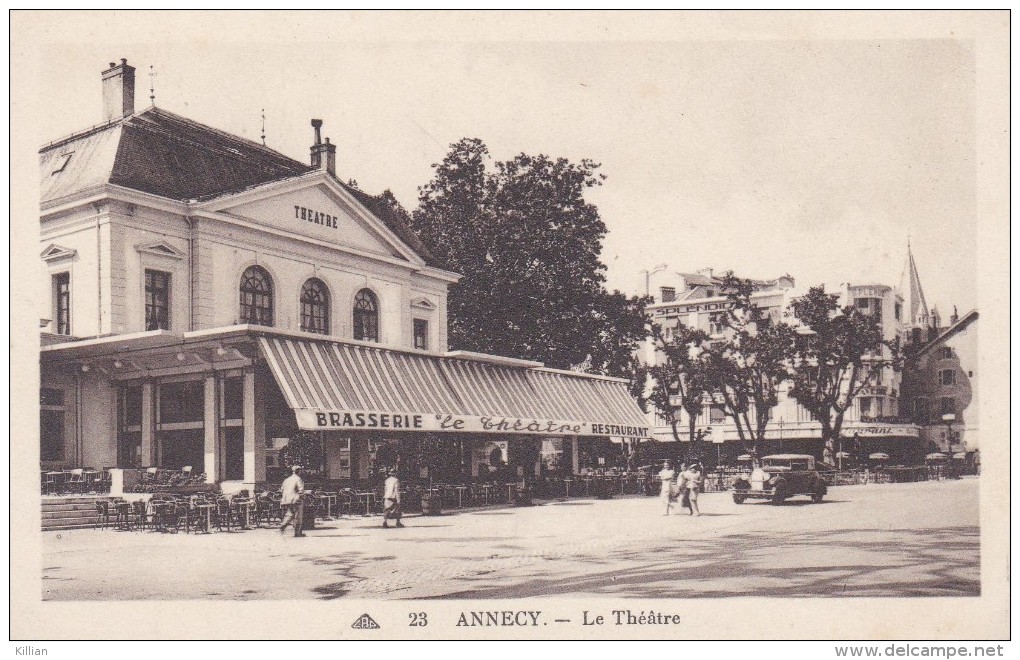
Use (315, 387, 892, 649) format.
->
(900, 309, 979, 454)
(39, 60, 647, 491)
(643, 267, 924, 464)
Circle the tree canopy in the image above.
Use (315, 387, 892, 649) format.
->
(408, 138, 648, 377)
(788, 285, 897, 445)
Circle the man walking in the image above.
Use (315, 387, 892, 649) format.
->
(279, 465, 306, 537)
(382, 468, 404, 528)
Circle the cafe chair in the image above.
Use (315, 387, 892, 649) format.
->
(67, 468, 87, 495)
(94, 500, 111, 529)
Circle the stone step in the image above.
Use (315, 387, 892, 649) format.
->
(40, 508, 103, 518)
(42, 502, 104, 512)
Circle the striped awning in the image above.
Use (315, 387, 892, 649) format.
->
(258, 336, 649, 438)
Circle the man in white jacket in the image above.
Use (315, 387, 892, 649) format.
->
(279, 465, 306, 537)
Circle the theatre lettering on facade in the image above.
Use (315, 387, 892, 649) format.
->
(38, 60, 648, 490)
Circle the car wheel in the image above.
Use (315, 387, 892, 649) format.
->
(771, 482, 787, 505)
(732, 493, 746, 504)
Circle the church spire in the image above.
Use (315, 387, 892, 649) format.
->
(900, 241, 930, 327)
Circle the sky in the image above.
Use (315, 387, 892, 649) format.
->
(28, 12, 980, 316)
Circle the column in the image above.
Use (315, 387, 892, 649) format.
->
(243, 369, 267, 486)
(203, 374, 218, 483)
(570, 436, 579, 475)
(140, 382, 154, 466)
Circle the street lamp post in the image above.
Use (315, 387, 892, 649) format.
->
(639, 263, 668, 297)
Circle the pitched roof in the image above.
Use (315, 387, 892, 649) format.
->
(40, 106, 442, 268)
(915, 309, 978, 357)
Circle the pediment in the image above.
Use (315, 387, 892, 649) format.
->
(201, 177, 423, 266)
(40, 243, 77, 263)
(411, 297, 436, 311)
(135, 241, 184, 259)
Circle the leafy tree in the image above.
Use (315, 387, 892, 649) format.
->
(643, 323, 713, 455)
(409, 138, 648, 377)
(280, 431, 323, 473)
(787, 286, 899, 448)
(705, 274, 798, 462)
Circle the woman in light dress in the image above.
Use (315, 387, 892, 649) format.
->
(657, 460, 676, 515)
(681, 462, 704, 516)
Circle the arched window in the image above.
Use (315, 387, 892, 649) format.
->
(300, 278, 330, 335)
(353, 288, 379, 342)
(239, 266, 273, 326)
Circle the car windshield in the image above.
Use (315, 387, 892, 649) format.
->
(765, 460, 810, 470)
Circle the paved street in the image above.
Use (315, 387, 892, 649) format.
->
(41, 478, 979, 600)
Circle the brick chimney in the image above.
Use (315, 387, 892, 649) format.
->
(102, 58, 135, 121)
(309, 119, 337, 176)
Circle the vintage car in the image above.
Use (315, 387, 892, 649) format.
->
(731, 454, 827, 505)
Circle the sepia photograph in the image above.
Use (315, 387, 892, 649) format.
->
(9, 9, 1010, 643)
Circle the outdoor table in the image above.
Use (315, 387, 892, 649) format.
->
(563, 478, 572, 497)
(81, 469, 100, 493)
(234, 498, 254, 528)
(505, 483, 516, 501)
(317, 493, 336, 519)
(454, 485, 468, 507)
(356, 492, 376, 516)
(193, 501, 214, 533)
(148, 500, 169, 532)
(583, 477, 593, 497)
(478, 484, 493, 505)
(45, 471, 68, 495)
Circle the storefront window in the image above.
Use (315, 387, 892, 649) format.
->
(40, 387, 65, 462)
(118, 384, 143, 467)
(353, 288, 379, 342)
(159, 381, 204, 423)
(300, 278, 330, 334)
(239, 266, 274, 326)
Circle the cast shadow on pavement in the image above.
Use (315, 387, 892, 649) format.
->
(422, 525, 979, 600)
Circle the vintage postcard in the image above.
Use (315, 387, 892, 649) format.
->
(9, 10, 1010, 644)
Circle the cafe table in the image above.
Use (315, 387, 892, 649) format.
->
(356, 491, 376, 516)
(505, 483, 516, 501)
(454, 485, 468, 508)
(478, 484, 493, 505)
(563, 478, 573, 497)
(193, 500, 214, 533)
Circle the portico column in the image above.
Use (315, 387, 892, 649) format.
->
(570, 436, 579, 475)
(140, 382, 154, 466)
(203, 374, 218, 483)
(243, 369, 266, 486)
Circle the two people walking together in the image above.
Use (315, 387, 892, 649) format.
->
(658, 460, 704, 516)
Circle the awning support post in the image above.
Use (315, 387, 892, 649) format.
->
(203, 374, 218, 483)
(570, 436, 580, 475)
(141, 382, 154, 466)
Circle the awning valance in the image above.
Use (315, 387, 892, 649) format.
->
(258, 336, 649, 438)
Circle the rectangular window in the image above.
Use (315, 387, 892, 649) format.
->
(40, 388, 66, 462)
(221, 376, 244, 421)
(913, 398, 930, 422)
(894, 302, 902, 322)
(939, 369, 956, 386)
(940, 347, 954, 360)
(53, 272, 71, 335)
(659, 287, 676, 303)
(940, 397, 955, 416)
(158, 381, 204, 424)
(709, 406, 726, 424)
(708, 311, 726, 335)
(118, 385, 143, 467)
(413, 318, 429, 350)
(145, 270, 171, 331)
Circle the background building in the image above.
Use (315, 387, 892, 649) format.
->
(642, 262, 930, 465)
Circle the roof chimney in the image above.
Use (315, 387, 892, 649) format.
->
(309, 119, 336, 176)
(102, 58, 136, 121)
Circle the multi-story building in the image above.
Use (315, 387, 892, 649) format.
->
(38, 59, 647, 491)
(643, 264, 924, 464)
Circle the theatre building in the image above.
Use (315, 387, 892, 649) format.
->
(38, 60, 647, 492)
